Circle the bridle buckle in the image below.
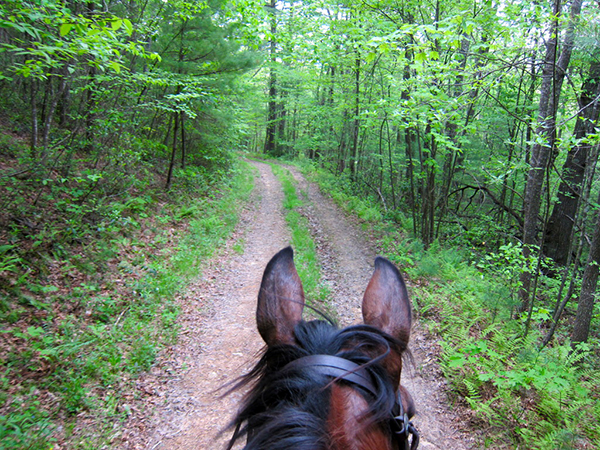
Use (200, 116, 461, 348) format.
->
(392, 392, 420, 450)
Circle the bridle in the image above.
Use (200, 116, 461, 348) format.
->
(283, 355, 420, 450)
(391, 388, 420, 450)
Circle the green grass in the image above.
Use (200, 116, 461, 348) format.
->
(270, 164, 332, 319)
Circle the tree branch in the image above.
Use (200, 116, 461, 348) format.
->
(450, 184, 524, 227)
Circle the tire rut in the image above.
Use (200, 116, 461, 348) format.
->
(121, 161, 290, 449)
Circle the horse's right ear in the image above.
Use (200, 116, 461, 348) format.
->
(362, 256, 412, 386)
(362, 256, 411, 344)
(257, 247, 305, 347)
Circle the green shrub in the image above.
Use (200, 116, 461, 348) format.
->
(0, 158, 256, 448)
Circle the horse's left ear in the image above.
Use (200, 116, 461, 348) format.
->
(256, 247, 305, 347)
(362, 257, 412, 383)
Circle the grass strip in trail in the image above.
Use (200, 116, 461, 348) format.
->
(303, 163, 600, 450)
(270, 164, 332, 318)
(0, 160, 256, 450)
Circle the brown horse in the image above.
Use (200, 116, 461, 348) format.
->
(227, 247, 418, 450)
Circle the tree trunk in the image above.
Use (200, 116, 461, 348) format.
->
(420, 124, 436, 248)
(403, 126, 417, 236)
(180, 112, 186, 170)
(30, 80, 38, 155)
(277, 98, 286, 154)
(165, 110, 179, 190)
(84, 66, 96, 153)
(519, 0, 582, 311)
(571, 188, 600, 344)
(41, 76, 67, 160)
(400, 50, 418, 235)
(291, 105, 297, 151)
(544, 58, 600, 265)
(541, 145, 598, 347)
(384, 116, 396, 210)
(350, 51, 360, 179)
(264, 0, 279, 156)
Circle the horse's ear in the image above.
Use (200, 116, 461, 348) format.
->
(257, 247, 305, 347)
(362, 256, 412, 347)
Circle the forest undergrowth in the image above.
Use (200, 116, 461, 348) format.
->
(0, 137, 254, 449)
(302, 161, 600, 450)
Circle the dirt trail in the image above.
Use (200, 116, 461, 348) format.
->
(121, 161, 476, 449)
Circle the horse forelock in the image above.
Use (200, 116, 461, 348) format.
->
(227, 320, 409, 450)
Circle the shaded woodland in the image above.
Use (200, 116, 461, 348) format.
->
(0, 0, 599, 448)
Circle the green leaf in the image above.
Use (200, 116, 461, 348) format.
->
(0, 244, 15, 253)
(415, 52, 427, 63)
(447, 354, 466, 368)
(27, 326, 45, 338)
(59, 23, 73, 37)
(110, 19, 122, 31)
(123, 18, 133, 36)
(478, 372, 494, 382)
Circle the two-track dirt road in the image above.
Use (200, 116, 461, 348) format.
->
(120, 161, 476, 450)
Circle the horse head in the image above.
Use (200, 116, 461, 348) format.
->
(228, 247, 418, 450)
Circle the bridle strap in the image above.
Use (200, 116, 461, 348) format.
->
(282, 354, 378, 396)
(283, 354, 419, 450)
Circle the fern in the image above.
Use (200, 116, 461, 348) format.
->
(463, 378, 482, 401)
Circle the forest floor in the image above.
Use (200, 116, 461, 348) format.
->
(118, 160, 480, 450)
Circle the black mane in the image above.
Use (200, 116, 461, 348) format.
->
(226, 319, 408, 450)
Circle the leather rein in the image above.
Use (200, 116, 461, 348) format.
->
(283, 354, 420, 450)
